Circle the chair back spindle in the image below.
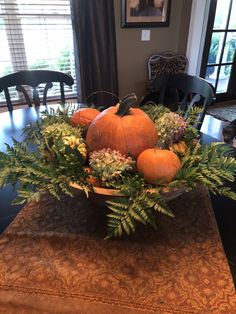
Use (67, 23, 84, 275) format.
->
(141, 73, 215, 130)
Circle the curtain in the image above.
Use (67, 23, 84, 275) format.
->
(70, 0, 119, 107)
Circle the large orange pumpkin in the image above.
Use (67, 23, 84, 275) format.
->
(137, 148, 181, 184)
(70, 108, 100, 127)
(86, 94, 158, 158)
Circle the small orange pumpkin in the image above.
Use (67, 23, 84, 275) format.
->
(137, 148, 181, 184)
(84, 167, 101, 187)
(86, 94, 158, 158)
(70, 108, 100, 127)
(170, 140, 188, 154)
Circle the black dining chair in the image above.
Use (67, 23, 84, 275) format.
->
(147, 51, 188, 81)
(140, 73, 215, 129)
(145, 51, 188, 95)
(0, 70, 74, 111)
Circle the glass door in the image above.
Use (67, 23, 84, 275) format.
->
(200, 0, 236, 101)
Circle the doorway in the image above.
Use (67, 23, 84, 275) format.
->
(200, 0, 236, 101)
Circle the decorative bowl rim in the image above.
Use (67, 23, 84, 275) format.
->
(69, 182, 189, 200)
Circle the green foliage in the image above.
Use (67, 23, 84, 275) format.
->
(23, 104, 82, 144)
(175, 142, 236, 199)
(181, 106, 202, 144)
(28, 46, 72, 73)
(142, 103, 170, 121)
(29, 60, 52, 70)
(142, 103, 202, 146)
(104, 141, 236, 238)
(182, 128, 199, 145)
(0, 106, 90, 205)
(0, 137, 90, 205)
(41, 104, 79, 124)
(184, 106, 203, 126)
(105, 174, 174, 239)
(0, 104, 236, 239)
(0, 140, 83, 205)
(57, 47, 71, 72)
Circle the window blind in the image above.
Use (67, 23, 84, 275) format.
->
(0, 0, 77, 105)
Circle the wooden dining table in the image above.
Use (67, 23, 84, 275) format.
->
(0, 106, 221, 230)
(0, 106, 235, 313)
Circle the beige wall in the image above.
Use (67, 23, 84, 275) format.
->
(114, 0, 192, 100)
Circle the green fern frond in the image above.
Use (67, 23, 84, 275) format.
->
(1, 102, 236, 239)
(105, 176, 174, 238)
(142, 103, 170, 122)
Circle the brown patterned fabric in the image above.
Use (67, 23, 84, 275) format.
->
(0, 186, 235, 313)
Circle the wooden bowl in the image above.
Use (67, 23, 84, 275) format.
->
(69, 182, 188, 203)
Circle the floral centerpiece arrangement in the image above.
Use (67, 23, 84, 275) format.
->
(0, 93, 236, 239)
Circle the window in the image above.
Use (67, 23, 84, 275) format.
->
(0, 0, 77, 105)
(200, 0, 236, 101)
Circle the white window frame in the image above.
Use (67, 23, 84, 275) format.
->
(186, 0, 211, 76)
(0, 0, 78, 105)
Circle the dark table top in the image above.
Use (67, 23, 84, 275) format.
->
(0, 106, 236, 288)
(0, 106, 68, 230)
(0, 106, 230, 231)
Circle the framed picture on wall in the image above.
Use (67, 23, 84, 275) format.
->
(121, 0, 171, 28)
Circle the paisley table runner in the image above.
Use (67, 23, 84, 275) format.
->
(0, 186, 235, 313)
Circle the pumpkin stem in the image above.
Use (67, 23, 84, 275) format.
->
(116, 93, 138, 117)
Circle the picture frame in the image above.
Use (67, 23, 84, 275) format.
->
(121, 0, 171, 28)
